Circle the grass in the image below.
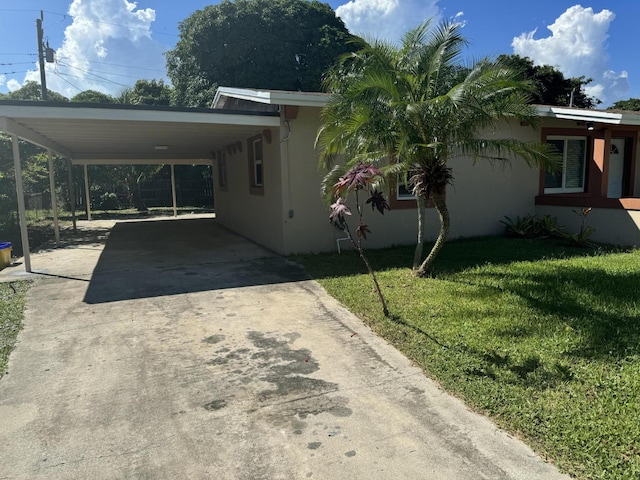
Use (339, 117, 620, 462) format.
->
(0, 281, 30, 379)
(294, 237, 640, 480)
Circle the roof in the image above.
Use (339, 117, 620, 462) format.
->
(0, 100, 280, 164)
(213, 87, 330, 109)
(535, 105, 640, 126)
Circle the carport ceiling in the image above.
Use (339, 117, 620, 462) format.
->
(0, 101, 281, 165)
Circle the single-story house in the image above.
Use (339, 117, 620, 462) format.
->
(1, 87, 639, 272)
(209, 88, 640, 251)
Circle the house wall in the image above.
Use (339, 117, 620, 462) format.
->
(534, 118, 640, 245)
(279, 109, 542, 254)
(213, 130, 285, 253)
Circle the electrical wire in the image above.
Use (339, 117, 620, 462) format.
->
(49, 70, 83, 93)
(55, 61, 135, 88)
(55, 56, 166, 76)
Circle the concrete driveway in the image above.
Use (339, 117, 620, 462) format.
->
(0, 215, 569, 479)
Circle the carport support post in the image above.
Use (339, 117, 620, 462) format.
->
(170, 164, 177, 217)
(83, 164, 91, 221)
(67, 159, 77, 231)
(11, 134, 31, 272)
(47, 149, 60, 247)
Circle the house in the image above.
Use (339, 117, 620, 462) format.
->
(1, 88, 639, 273)
(210, 88, 640, 251)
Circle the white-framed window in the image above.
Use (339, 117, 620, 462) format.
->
(396, 173, 415, 200)
(544, 136, 587, 193)
(248, 135, 264, 194)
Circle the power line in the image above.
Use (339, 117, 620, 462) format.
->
(55, 61, 130, 88)
(0, 70, 30, 76)
(56, 55, 166, 74)
(1, 8, 179, 37)
(49, 70, 83, 93)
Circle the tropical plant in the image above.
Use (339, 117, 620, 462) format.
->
(500, 214, 563, 238)
(328, 163, 390, 316)
(558, 207, 595, 247)
(317, 19, 559, 277)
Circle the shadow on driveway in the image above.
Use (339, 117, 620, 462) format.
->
(83, 217, 308, 304)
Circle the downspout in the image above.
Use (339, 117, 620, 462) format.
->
(279, 112, 292, 253)
(11, 134, 31, 272)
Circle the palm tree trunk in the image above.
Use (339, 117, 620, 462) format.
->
(412, 194, 426, 270)
(416, 191, 449, 277)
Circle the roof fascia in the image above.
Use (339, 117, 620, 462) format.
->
(535, 105, 640, 126)
(214, 87, 330, 108)
(0, 116, 72, 157)
(0, 104, 280, 127)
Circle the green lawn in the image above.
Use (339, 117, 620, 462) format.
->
(0, 281, 30, 379)
(294, 237, 640, 480)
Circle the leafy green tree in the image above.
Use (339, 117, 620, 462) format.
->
(5, 81, 69, 102)
(128, 79, 172, 106)
(609, 98, 640, 111)
(166, 0, 357, 106)
(498, 54, 598, 108)
(317, 20, 558, 277)
(70, 90, 115, 103)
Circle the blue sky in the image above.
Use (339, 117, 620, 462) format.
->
(0, 1, 638, 106)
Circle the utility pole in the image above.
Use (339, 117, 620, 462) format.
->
(36, 10, 47, 100)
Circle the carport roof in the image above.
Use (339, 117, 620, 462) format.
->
(0, 100, 280, 165)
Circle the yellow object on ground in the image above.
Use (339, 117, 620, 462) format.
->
(0, 242, 12, 270)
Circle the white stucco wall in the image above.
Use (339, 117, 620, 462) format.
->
(278, 109, 542, 253)
(213, 129, 285, 253)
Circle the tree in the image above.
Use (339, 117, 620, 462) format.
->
(127, 79, 172, 106)
(317, 20, 558, 277)
(609, 98, 640, 111)
(498, 54, 599, 108)
(5, 81, 69, 102)
(71, 90, 116, 104)
(166, 0, 357, 107)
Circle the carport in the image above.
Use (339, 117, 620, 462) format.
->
(0, 100, 280, 272)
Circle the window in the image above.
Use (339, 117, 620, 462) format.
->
(544, 136, 587, 193)
(396, 172, 416, 200)
(248, 135, 264, 194)
(217, 149, 227, 190)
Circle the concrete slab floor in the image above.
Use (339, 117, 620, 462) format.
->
(0, 215, 570, 479)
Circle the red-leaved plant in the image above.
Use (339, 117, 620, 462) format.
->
(330, 164, 390, 317)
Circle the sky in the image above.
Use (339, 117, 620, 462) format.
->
(0, 0, 638, 107)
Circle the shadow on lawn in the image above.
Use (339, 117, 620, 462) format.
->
(453, 265, 640, 360)
(298, 237, 610, 279)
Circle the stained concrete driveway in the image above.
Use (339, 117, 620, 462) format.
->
(0, 215, 569, 479)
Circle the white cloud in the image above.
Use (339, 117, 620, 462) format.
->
(336, 0, 441, 43)
(7, 79, 22, 92)
(0, 75, 5, 88)
(23, 0, 167, 98)
(512, 5, 629, 106)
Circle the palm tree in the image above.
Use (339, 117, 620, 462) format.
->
(317, 19, 557, 277)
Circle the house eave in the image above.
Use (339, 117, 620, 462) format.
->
(213, 87, 330, 109)
(535, 105, 640, 126)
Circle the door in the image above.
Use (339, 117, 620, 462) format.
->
(607, 138, 625, 199)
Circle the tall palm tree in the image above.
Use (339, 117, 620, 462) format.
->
(317, 19, 557, 277)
